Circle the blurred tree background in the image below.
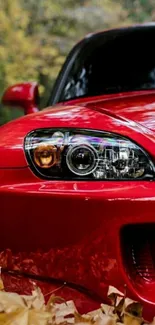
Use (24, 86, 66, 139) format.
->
(0, 0, 154, 124)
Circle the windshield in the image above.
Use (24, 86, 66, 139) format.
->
(59, 28, 155, 101)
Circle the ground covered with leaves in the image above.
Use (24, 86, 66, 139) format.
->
(0, 276, 153, 325)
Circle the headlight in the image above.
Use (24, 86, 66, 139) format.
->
(25, 129, 155, 180)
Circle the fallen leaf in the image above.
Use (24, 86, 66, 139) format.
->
(50, 300, 77, 324)
(96, 314, 117, 325)
(123, 313, 142, 325)
(101, 304, 115, 316)
(108, 287, 124, 306)
(123, 299, 142, 318)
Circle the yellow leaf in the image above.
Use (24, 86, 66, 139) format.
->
(95, 314, 117, 325)
(0, 291, 26, 313)
(123, 299, 142, 318)
(101, 304, 115, 316)
(75, 312, 92, 323)
(115, 296, 125, 315)
(28, 309, 51, 325)
(48, 299, 77, 324)
(107, 287, 124, 306)
(124, 313, 142, 325)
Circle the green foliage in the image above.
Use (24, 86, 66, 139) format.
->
(121, 0, 155, 22)
(0, 0, 155, 124)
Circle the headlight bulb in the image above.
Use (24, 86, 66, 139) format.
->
(33, 144, 57, 168)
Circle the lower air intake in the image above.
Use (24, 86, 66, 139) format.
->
(121, 224, 155, 282)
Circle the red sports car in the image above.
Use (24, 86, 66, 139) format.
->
(1, 24, 155, 320)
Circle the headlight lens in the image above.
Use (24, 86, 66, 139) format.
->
(25, 129, 155, 180)
(66, 144, 98, 176)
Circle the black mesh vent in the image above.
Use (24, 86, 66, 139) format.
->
(121, 224, 155, 281)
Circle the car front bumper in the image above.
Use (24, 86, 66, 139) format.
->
(1, 168, 155, 320)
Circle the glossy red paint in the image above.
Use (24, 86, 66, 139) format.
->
(2, 82, 39, 115)
(1, 90, 155, 167)
(1, 90, 155, 320)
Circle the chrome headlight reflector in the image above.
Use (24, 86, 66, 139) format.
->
(66, 144, 99, 176)
(25, 129, 155, 180)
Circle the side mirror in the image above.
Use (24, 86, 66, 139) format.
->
(2, 82, 40, 115)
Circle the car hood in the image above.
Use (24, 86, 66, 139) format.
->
(83, 91, 155, 132)
(1, 91, 155, 168)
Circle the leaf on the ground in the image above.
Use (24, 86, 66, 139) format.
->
(75, 312, 93, 323)
(0, 291, 26, 313)
(123, 299, 142, 318)
(101, 304, 115, 316)
(49, 300, 77, 324)
(46, 295, 66, 311)
(115, 296, 124, 314)
(107, 287, 124, 306)
(0, 307, 51, 325)
(28, 309, 51, 325)
(22, 285, 45, 310)
(123, 313, 143, 325)
(1, 309, 29, 325)
(0, 283, 150, 325)
(87, 309, 104, 321)
(95, 314, 117, 325)
(0, 284, 51, 325)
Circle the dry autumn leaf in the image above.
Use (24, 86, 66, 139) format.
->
(95, 314, 116, 325)
(123, 299, 142, 318)
(123, 313, 143, 325)
(51, 300, 77, 324)
(0, 275, 151, 325)
(101, 304, 115, 316)
(107, 287, 124, 306)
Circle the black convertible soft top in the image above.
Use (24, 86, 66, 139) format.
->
(49, 23, 155, 105)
